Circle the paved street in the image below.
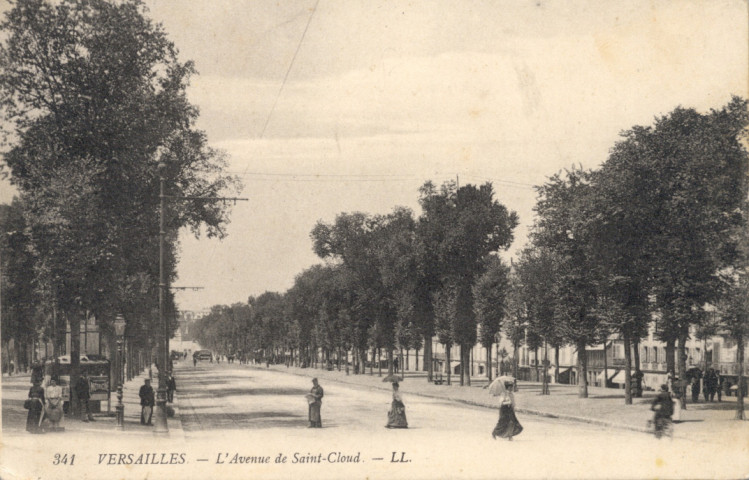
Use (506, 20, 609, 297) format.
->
(2, 361, 749, 480)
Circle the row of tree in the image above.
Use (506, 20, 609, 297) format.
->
(0, 0, 238, 413)
(196, 98, 749, 420)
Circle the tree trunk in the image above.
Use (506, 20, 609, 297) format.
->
(446, 342, 452, 386)
(736, 338, 745, 420)
(665, 338, 676, 376)
(512, 341, 519, 391)
(677, 329, 688, 409)
(603, 340, 608, 388)
(459, 345, 464, 386)
(554, 347, 560, 384)
(387, 348, 394, 376)
(378, 348, 382, 377)
(415, 347, 419, 372)
(400, 348, 404, 380)
(465, 345, 471, 386)
(69, 313, 81, 416)
(486, 345, 492, 381)
(534, 348, 539, 382)
(624, 332, 632, 405)
(577, 341, 588, 398)
(424, 333, 433, 382)
(542, 342, 549, 395)
(633, 337, 642, 398)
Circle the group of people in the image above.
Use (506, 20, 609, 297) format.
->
(25, 374, 89, 434)
(138, 371, 177, 425)
(305, 376, 523, 441)
(25, 378, 64, 434)
(26, 370, 177, 432)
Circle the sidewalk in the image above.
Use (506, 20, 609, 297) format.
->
(258, 362, 746, 443)
(1, 368, 186, 439)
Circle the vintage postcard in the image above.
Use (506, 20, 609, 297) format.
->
(1, 1, 748, 479)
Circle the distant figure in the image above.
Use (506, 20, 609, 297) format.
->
(167, 372, 177, 403)
(651, 384, 673, 439)
(139, 378, 155, 425)
(308, 378, 324, 428)
(26, 379, 45, 434)
(716, 372, 723, 402)
(45, 379, 64, 432)
(691, 374, 701, 403)
(492, 379, 523, 441)
(76, 373, 94, 422)
(193, 356, 197, 367)
(385, 382, 408, 428)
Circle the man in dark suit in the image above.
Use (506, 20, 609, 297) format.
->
(139, 378, 155, 425)
(76, 372, 95, 422)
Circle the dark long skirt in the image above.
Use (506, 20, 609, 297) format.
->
(26, 399, 44, 433)
(492, 404, 523, 439)
(386, 400, 408, 428)
(308, 402, 322, 427)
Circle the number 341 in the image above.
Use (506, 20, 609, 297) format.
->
(53, 453, 75, 465)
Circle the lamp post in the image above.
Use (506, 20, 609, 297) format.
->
(114, 314, 126, 430)
(153, 162, 169, 434)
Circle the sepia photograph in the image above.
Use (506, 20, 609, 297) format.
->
(0, 1, 747, 479)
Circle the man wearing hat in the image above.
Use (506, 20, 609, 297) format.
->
(139, 378, 155, 425)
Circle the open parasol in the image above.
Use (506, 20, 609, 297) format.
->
(486, 375, 515, 396)
(382, 374, 402, 383)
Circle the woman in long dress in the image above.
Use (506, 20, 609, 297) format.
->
(308, 378, 324, 428)
(386, 382, 408, 428)
(45, 379, 64, 432)
(26, 379, 45, 434)
(492, 380, 523, 440)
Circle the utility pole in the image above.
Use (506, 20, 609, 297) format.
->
(153, 163, 247, 434)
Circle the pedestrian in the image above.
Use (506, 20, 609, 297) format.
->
(25, 378, 45, 434)
(691, 375, 701, 403)
(716, 372, 723, 402)
(385, 382, 408, 429)
(491, 379, 523, 441)
(193, 356, 197, 367)
(75, 373, 95, 422)
(139, 378, 155, 425)
(651, 384, 673, 439)
(667, 375, 681, 422)
(167, 372, 177, 403)
(307, 378, 324, 428)
(44, 379, 64, 432)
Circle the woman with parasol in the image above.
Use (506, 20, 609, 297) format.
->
(487, 376, 523, 440)
(383, 375, 408, 428)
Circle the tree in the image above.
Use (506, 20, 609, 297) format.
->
(418, 180, 518, 386)
(601, 99, 749, 400)
(473, 255, 510, 381)
(0, 0, 239, 411)
(532, 167, 602, 398)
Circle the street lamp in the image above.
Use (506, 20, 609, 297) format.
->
(114, 314, 126, 430)
(153, 162, 169, 434)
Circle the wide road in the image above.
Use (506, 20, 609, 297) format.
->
(172, 361, 745, 479)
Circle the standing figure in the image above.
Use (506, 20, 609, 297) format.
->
(167, 372, 177, 403)
(76, 373, 95, 422)
(139, 378, 155, 425)
(45, 379, 64, 432)
(691, 374, 701, 403)
(26, 379, 45, 434)
(667, 374, 681, 422)
(385, 382, 408, 428)
(492, 379, 523, 440)
(308, 378, 324, 428)
(651, 384, 674, 439)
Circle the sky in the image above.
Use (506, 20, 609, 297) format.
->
(0, 0, 747, 311)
